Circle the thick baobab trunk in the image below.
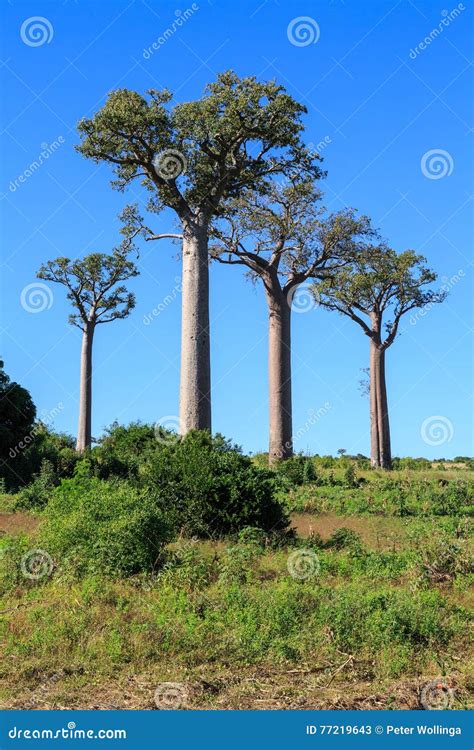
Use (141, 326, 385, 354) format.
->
(179, 215, 211, 434)
(76, 323, 94, 452)
(369, 338, 391, 469)
(267, 286, 293, 465)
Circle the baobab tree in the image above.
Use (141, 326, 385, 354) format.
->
(37, 250, 138, 452)
(209, 179, 374, 464)
(76, 71, 321, 435)
(312, 246, 446, 469)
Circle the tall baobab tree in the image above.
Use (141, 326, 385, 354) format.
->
(76, 71, 322, 435)
(209, 179, 374, 464)
(312, 246, 446, 469)
(37, 250, 138, 452)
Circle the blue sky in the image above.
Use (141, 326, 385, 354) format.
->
(1, 0, 472, 459)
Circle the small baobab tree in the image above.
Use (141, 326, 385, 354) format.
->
(209, 179, 374, 464)
(312, 246, 446, 469)
(77, 71, 321, 435)
(37, 249, 138, 452)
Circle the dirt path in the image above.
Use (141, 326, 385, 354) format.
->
(0, 512, 40, 536)
(291, 512, 407, 549)
(0, 509, 408, 549)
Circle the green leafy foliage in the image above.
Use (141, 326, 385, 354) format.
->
(38, 249, 138, 330)
(41, 474, 173, 577)
(0, 361, 37, 491)
(77, 72, 322, 216)
(91, 421, 158, 479)
(140, 431, 289, 537)
(17, 459, 57, 510)
(275, 455, 316, 486)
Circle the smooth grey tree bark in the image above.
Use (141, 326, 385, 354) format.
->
(266, 281, 293, 464)
(76, 322, 94, 452)
(179, 216, 211, 434)
(369, 316, 391, 469)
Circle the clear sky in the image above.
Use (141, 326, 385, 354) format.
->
(1, 0, 472, 459)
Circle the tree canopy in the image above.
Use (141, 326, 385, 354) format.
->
(76, 71, 323, 222)
(312, 246, 446, 348)
(209, 178, 375, 294)
(37, 249, 139, 328)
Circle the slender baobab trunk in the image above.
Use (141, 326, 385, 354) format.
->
(376, 345, 391, 469)
(266, 282, 293, 465)
(369, 339, 380, 468)
(76, 322, 94, 452)
(179, 214, 211, 434)
(369, 336, 391, 469)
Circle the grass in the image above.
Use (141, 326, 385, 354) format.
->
(284, 466, 474, 517)
(0, 490, 472, 710)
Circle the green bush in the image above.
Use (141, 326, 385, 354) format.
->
(91, 421, 158, 479)
(343, 463, 357, 488)
(40, 472, 173, 577)
(275, 455, 315, 486)
(16, 458, 57, 509)
(324, 527, 363, 551)
(140, 431, 289, 538)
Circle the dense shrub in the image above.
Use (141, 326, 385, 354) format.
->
(91, 421, 158, 479)
(275, 455, 317, 486)
(41, 470, 173, 577)
(324, 527, 363, 551)
(16, 458, 57, 509)
(140, 431, 289, 537)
